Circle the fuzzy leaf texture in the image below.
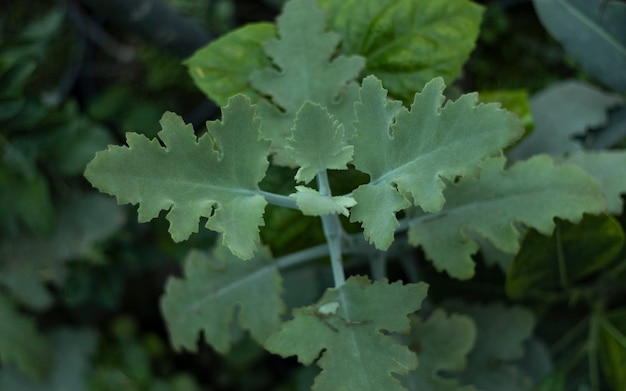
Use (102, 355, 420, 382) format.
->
(350, 76, 524, 250)
(318, 0, 483, 102)
(84, 95, 270, 259)
(407, 155, 607, 279)
(250, 0, 365, 164)
(289, 186, 356, 217)
(265, 276, 428, 391)
(402, 310, 478, 391)
(161, 246, 284, 354)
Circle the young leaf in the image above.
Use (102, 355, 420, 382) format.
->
(402, 310, 478, 391)
(506, 214, 624, 300)
(406, 155, 608, 279)
(319, 0, 484, 102)
(286, 102, 353, 183)
(265, 275, 428, 391)
(161, 246, 284, 354)
(0, 295, 52, 381)
(84, 95, 270, 259)
(184, 23, 276, 106)
(289, 186, 356, 217)
(563, 150, 626, 214)
(351, 76, 523, 250)
(249, 0, 365, 163)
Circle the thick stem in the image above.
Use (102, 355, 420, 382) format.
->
(317, 171, 346, 287)
(260, 190, 300, 210)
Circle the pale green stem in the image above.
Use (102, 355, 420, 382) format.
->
(260, 190, 300, 210)
(369, 251, 387, 281)
(317, 170, 346, 287)
(275, 243, 331, 270)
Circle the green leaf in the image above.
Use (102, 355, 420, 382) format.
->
(402, 310, 478, 391)
(350, 76, 523, 251)
(506, 213, 624, 300)
(509, 80, 623, 160)
(161, 246, 284, 354)
(286, 102, 353, 184)
(563, 150, 626, 214)
(406, 155, 607, 279)
(599, 309, 626, 391)
(0, 294, 52, 381)
(84, 95, 270, 259)
(444, 302, 536, 391)
(265, 275, 428, 391)
(289, 186, 356, 217)
(185, 23, 276, 106)
(250, 0, 365, 164)
(318, 0, 483, 102)
(0, 193, 124, 309)
(532, 0, 626, 93)
(0, 168, 54, 234)
(478, 89, 534, 140)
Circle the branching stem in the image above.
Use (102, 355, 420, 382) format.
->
(317, 170, 346, 287)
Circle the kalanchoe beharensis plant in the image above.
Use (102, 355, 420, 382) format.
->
(85, 0, 626, 389)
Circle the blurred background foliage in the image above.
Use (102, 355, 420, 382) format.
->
(0, 0, 623, 390)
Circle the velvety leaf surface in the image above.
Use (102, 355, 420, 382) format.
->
(533, 0, 626, 93)
(161, 246, 284, 354)
(85, 96, 270, 259)
(265, 275, 428, 391)
(0, 194, 123, 309)
(185, 23, 275, 106)
(350, 76, 523, 251)
(250, 0, 365, 164)
(563, 150, 626, 214)
(506, 214, 624, 300)
(286, 102, 353, 184)
(402, 310, 478, 391)
(318, 0, 483, 102)
(599, 309, 626, 391)
(0, 295, 51, 380)
(445, 302, 536, 391)
(289, 186, 356, 217)
(407, 155, 607, 279)
(509, 80, 623, 159)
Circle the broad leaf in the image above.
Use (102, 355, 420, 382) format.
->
(509, 80, 624, 160)
(249, 0, 365, 164)
(350, 76, 523, 251)
(286, 102, 353, 184)
(402, 310, 478, 391)
(506, 214, 624, 300)
(478, 89, 534, 139)
(161, 246, 284, 354)
(599, 309, 626, 391)
(185, 23, 275, 106)
(533, 0, 626, 93)
(406, 155, 607, 279)
(0, 295, 51, 381)
(289, 186, 356, 217)
(318, 0, 483, 102)
(85, 95, 270, 259)
(444, 302, 536, 391)
(265, 275, 428, 391)
(563, 150, 626, 214)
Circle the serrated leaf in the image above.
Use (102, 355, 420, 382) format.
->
(563, 150, 626, 214)
(598, 309, 626, 391)
(444, 302, 536, 391)
(289, 186, 356, 217)
(250, 0, 365, 164)
(161, 246, 284, 354)
(84, 95, 270, 259)
(318, 0, 483, 102)
(286, 102, 353, 183)
(506, 214, 624, 299)
(406, 155, 607, 279)
(185, 23, 276, 106)
(350, 76, 523, 251)
(402, 310, 478, 391)
(509, 80, 624, 160)
(533, 0, 626, 93)
(0, 295, 52, 380)
(265, 275, 427, 391)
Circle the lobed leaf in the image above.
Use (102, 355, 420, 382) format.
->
(407, 155, 607, 279)
(161, 246, 284, 354)
(84, 95, 270, 259)
(318, 0, 483, 102)
(265, 275, 428, 391)
(351, 76, 524, 251)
